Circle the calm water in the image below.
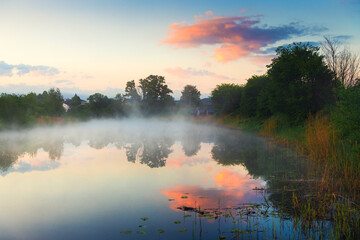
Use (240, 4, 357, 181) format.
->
(0, 119, 331, 239)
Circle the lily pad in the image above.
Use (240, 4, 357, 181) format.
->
(178, 229, 188, 232)
(157, 229, 165, 234)
(120, 231, 132, 234)
(140, 217, 149, 221)
(174, 221, 181, 224)
(136, 231, 147, 234)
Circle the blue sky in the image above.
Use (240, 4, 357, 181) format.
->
(0, 0, 358, 99)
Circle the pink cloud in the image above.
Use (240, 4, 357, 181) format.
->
(213, 43, 257, 63)
(162, 13, 316, 62)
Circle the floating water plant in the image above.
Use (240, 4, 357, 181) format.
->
(136, 231, 147, 234)
(178, 229, 187, 232)
(174, 221, 181, 224)
(120, 231, 132, 234)
(140, 217, 149, 221)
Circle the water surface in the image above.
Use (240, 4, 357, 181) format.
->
(0, 119, 328, 239)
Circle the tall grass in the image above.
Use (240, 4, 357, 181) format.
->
(305, 114, 337, 161)
(215, 113, 360, 238)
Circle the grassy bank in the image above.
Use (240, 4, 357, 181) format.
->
(212, 113, 360, 239)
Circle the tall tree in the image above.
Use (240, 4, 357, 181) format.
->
(138, 75, 173, 114)
(180, 85, 201, 108)
(266, 42, 336, 122)
(321, 36, 360, 87)
(69, 94, 81, 108)
(112, 93, 127, 116)
(241, 75, 269, 117)
(125, 80, 141, 102)
(211, 84, 243, 115)
(38, 88, 64, 116)
(87, 93, 111, 117)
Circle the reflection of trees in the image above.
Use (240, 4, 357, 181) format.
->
(140, 137, 174, 168)
(0, 121, 219, 172)
(125, 136, 174, 168)
(0, 151, 18, 172)
(211, 129, 312, 216)
(211, 130, 307, 179)
(181, 128, 201, 157)
(125, 143, 141, 163)
(211, 131, 259, 166)
(42, 138, 64, 160)
(0, 138, 40, 172)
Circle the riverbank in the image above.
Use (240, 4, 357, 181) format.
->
(206, 114, 360, 239)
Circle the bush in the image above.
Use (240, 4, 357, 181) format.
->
(332, 87, 360, 143)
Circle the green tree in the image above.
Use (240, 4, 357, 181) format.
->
(138, 75, 173, 114)
(332, 87, 360, 143)
(180, 85, 201, 108)
(266, 42, 336, 123)
(69, 94, 81, 108)
(125, 80, 141, 102)
(87, 93, 111, 117)
(112, 93, 127, 116)
(211, 84, 243, 115)
(241, 75, 269, 117)
(0, 94, 28, 125)
(38, 88, 64, 116)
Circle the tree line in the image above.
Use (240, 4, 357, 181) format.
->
(211, 39, 360, 143)
(0, 75, 203, 127)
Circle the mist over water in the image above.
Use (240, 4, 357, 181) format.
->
(0, 119, 327, 239)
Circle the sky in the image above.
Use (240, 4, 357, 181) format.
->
(0, 0, 359, 99)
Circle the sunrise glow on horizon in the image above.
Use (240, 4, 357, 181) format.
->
(0, 0, 359, 99)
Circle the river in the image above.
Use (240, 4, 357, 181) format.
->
(0, 119, 332, 239)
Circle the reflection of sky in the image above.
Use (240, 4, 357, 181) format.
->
(0, 121, 312, 239)
(165, 143, 265, 208)
(0, 138, 264, 239)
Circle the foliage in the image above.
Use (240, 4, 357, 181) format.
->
(87, 93, 112, 117)
(211, 84, 243, 115)
(241, 74, 269, 117)
(0, 88, 64, 126)
(69, 94, 81, 108)
(112, 93, 128, 116)
(265, 42, 336, 123)
(180, 85, 201, 108)
(38, 88, 64, 116)
(125, 80, 141, 102)
(138, 75, 174, 115)
(332, 87, 360, 143)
